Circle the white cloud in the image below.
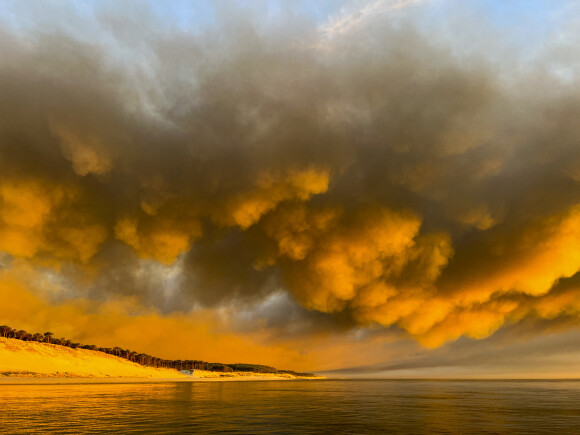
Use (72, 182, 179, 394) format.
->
(319, 0, 429, 40)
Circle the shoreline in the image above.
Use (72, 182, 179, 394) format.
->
(0, 337, 322, 382)
(0, 374, 324, 384)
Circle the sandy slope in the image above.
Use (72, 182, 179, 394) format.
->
(0, 338, 186, 378)
(0, 338, 323, 381)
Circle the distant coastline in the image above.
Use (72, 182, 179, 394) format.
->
(0, 328, 321, 381)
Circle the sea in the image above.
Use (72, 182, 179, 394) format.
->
(1, 379, 579, 434)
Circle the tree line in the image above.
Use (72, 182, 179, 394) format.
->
(0, 325, 314, 376)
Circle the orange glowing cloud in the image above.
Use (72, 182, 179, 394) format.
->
(2, 3, 580, 374)
(0, 179, 107, 263)
(212, 167, 330, 229)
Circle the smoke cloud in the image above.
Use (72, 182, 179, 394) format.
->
(1, 0, 580, 371)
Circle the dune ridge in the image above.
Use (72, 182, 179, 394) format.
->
(0, 338, 322, 381)
(0, 338, 187, 378)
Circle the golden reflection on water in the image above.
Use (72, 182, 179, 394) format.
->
(1, 380, 579, 434)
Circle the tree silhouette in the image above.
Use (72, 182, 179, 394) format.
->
(15, 330, 28, 340)
(0, 325, 10, 337)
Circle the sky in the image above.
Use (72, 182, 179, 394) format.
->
(0, 0, 580, 378)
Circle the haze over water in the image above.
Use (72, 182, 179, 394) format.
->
(2, 380, 579, 434)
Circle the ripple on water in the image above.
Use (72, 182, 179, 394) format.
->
(1, 380, 579, 434)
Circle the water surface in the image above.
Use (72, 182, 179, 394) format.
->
(1, 379, 579, 433)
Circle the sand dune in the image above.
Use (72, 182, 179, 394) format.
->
(0, 338, 186, 378)
(0, 338, 322, 381)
